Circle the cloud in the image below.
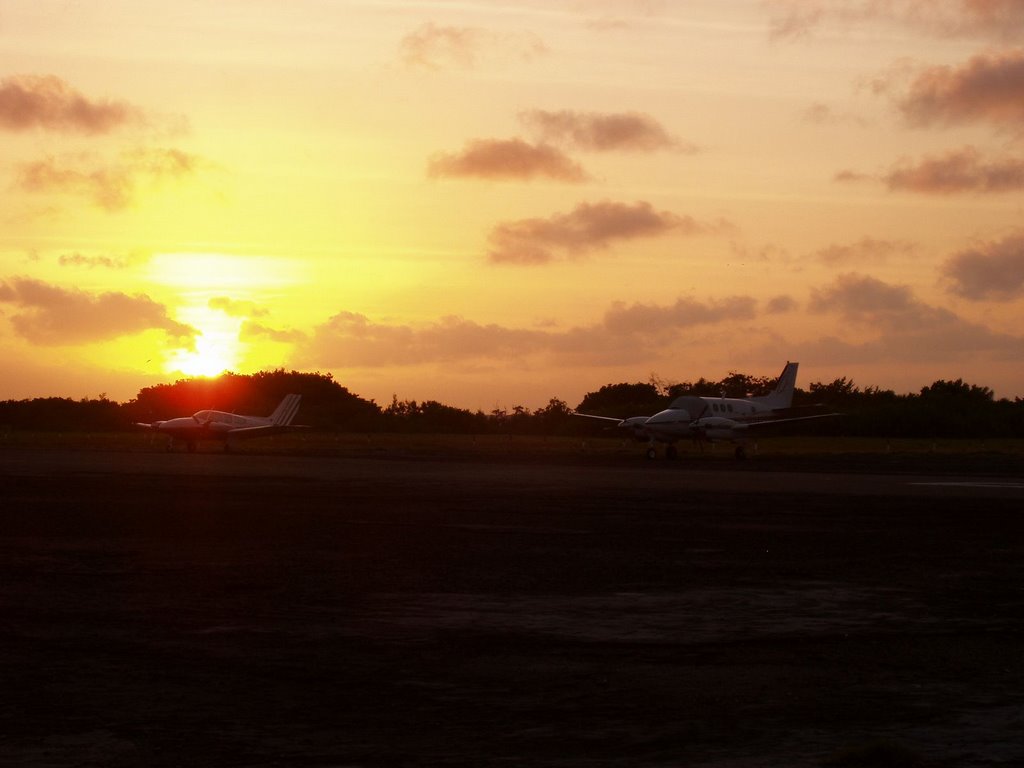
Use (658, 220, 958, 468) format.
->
(801, 102, 867, 128)
(806, 272, 1024, 362)
(601, 296, 757, 334)
(487, 200, 727, 264)
(400, 23, 547, 70)
(0, 277, 196, 347)
(897, 49, 1024, 130)
(209, 296, 268, 318)
(427, 139, 590, 182)
(518, 109, 690, 152)
(884, 146, 1024, 193)
(296, 294, 760, 369)
(767, 1, 1024, 42)
(942, 232, 1024, 300)
(0, 74, 144, 134)
(15, 147, 206, 211)
(833, 168, 872, 183)
(813, 237, 918, 265)
(765, 294, 798, 313)
(809, 273, 915, 319)
(58, 252, 130, 269)
(767, 1, 825, 40)
(240, 320, 306, 344)
(945, 0, 1024, 38)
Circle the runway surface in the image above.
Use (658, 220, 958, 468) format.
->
(2, 447, 1023, 766)
(3, 447, 1024, 499)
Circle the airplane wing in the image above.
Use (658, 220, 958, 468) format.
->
(227, 424, 310, 438)
(571, 412, 625, 424)
(735, 412, 842, 430)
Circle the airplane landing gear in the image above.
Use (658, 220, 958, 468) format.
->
(645, 445, 658, 460)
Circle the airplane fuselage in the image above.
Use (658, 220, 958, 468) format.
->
(149, 411, 276, 443)
(642, 395, 775, 442)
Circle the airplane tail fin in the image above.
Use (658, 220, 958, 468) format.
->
(270, 394, 302, 426)
(750, 362, 798, 410)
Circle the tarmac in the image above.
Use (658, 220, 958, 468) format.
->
(2, 446, 1023, 766)
(2, 447, 1024, 498)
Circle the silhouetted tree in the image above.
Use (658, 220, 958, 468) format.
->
(0, 395, 124, 432)
(576, 382, 663, 417)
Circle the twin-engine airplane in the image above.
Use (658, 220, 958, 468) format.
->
(136, 394, 307, 452)
(575, 362, 837, 460)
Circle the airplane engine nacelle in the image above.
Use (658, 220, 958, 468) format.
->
(694, 416, 740, 441)
(619, 416, 651, 442)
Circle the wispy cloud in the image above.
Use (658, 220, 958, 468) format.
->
(240, 320, 305, 344)
(400, 23, 547, 70)
(0, 74, 144, 134)
(16, 148, 207, 211)
(58, 252, 131, 269)
(427, 138, 590, 182)
(813, 237, 918, 265)
(487, 200, 728, 265)
(0, 277, 196, 347)
(768, 1, 1024, 42)
(943, 232, 1024, 300)
(801, 101, 868, 128)
(519, 109, 691, 152)
(600, 296, 756, 334)
(208, 297, 268, 318)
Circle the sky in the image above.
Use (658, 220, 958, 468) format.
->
(1, 0, 1023, 410)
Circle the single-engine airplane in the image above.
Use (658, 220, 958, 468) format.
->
(575, 362, 837, 460)
(136, 394, 306, 452)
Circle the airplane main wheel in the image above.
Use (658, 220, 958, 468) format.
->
(646, 446, 658, 460)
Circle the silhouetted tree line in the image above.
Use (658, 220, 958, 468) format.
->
(1, 369, 1022, 439)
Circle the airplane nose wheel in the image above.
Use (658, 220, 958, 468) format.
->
(646, 446, 657, 460)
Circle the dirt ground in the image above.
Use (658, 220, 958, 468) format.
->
(1, 448, 1022, 767)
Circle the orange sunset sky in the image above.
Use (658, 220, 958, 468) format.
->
(2, 0, 1023, 410)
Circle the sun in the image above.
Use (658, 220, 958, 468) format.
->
(169, 334, 237, 377)
(165, 307, 242, 378)
(147, 251, 303, 379)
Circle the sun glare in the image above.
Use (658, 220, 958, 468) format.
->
(165, 306, 242, 378)
(147, 252, 302, 291)
(145, 251, 304, 379)
(169, 336, 237, 377)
